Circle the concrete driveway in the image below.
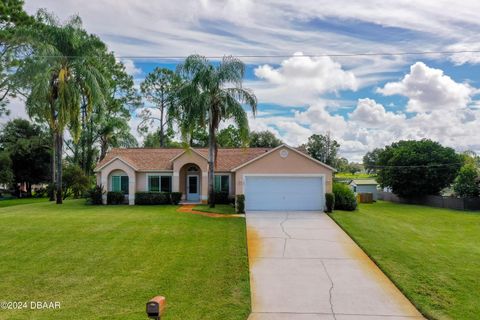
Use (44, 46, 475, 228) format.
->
(246, 211, 423, 320)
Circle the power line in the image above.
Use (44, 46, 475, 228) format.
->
(367, 163, 463, 168)
(27, 49, 480, 60)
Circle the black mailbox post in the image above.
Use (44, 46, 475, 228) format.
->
(146, 296, 166, 320)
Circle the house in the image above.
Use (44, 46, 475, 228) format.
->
(349, 179, 379, 200)
(94, 144, 335, 211)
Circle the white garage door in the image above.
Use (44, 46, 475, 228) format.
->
(245, 176, 324, 211)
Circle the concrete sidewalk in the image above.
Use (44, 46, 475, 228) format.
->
(246, 211, 423, 320)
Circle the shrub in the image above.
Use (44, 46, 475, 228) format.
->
(236, 194, 245, 213)
(333, 183, 357, 211)
(170, 192, 182, 205)
(87, 185, 104, 205)
(325, 193, 335, 213)
(107, 191, 125, 205)
(33, 187, 48, 198)
(135, 192, 169, 205)
(214, 191, 233, 204)
(453, 164, 480, 198)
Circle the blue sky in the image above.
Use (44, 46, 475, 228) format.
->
(11, 0, 480, 160)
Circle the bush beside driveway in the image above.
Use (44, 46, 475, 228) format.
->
(330, 201, 480, 320)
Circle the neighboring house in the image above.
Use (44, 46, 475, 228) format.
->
(349, 179, 379, 200)
(94, 144, 335, 211)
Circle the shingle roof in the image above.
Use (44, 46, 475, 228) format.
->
(95, 147, 272, 172)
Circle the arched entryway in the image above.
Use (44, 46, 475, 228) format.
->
(179, 163, 202, 202)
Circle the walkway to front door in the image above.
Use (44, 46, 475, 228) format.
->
(246, 211, 424, 320)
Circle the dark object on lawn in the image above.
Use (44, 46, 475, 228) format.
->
(107, 191, 125, 205)
(170, 192, 182, 205)
(146, 296, 166, 320)
(214, 191, 234, 204)
(325, 193, 335, 212)
(333, 183, 357, 211)
(87, 185, 104, 205)
(236, 194, 245, 213)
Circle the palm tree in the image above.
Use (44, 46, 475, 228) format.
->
(177, 55, 257, 207)
(18, 11, 107, 203)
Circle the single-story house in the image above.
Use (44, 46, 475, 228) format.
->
(349, 179, 379, 200)
(94, 144, 335, 211)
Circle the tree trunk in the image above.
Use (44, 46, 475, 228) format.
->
(26, 182, 32, 198)
(100, 138, 108, 161)
(49, 131, 56, 201)
(208, 122, 216, 208)
(159, 92, 165, 147)
(55, 131, 63, 204)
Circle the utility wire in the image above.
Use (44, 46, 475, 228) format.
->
(26, 49, 480, 59)
(366, 163, 463, 168)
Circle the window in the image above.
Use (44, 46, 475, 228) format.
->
(112, 175, 129, 194)
(148, 175, 172, 192)
(214, 175, 230, 193)
(161, 176, 172, 192)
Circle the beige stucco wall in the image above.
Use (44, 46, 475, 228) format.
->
(234, 148, 334, 194)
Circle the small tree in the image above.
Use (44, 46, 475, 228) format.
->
(249, 130, 282, 148)
(363, 148, 383, 174)
(62, 164, 90, 199)
(304, 133, 339, 166)
(0, 151, 13, 186)
(453, 164, 479, 198)
(217, 125, 242, 148)
(139, 68, 181, 147)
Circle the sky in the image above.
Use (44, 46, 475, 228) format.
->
(8, 0, 480, 161)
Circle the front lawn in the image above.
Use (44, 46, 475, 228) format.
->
(330, 201, 480, 320)
(0, 200, 250, 320)
(194, 204, 236, 214)
(0, 197, 48, 208)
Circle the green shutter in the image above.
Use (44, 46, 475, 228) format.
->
(121, 176, 129, 194)
(221, 176, 229, 193)
(112, 176, 121, 192)
(214, 175, 221, 192)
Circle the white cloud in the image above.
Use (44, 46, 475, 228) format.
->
(0, 97, 29, 124)
(253, 53, 357, 105)
(120, 59, 142, 76)
(447, 43, 480, 65)
(378, 62, 475, 113)
(349, 98, 405, 126)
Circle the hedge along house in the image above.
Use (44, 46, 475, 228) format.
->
(94, 144, 335, 211)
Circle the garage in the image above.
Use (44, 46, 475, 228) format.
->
(244, 175, 325, 211)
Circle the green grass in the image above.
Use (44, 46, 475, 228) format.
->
(0, 197, 48, 208)
(335, 172, 376, 179)
(0, 200, 250, 320)
(194, 204, 237, 214)
(330, 201, 480, 320)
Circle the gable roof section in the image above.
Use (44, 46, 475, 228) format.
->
(95, 147, 272, 172)
(350, 179, 378, 186)
(95, 148, 184, 172)
(94, 156, 139, 172)
(169, 148, 208, 162)
(231, 144, 337, 172)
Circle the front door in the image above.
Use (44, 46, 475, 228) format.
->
(187, 175, 200, 201)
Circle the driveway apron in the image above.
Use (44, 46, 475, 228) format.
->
(246, 211, 424, 320)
